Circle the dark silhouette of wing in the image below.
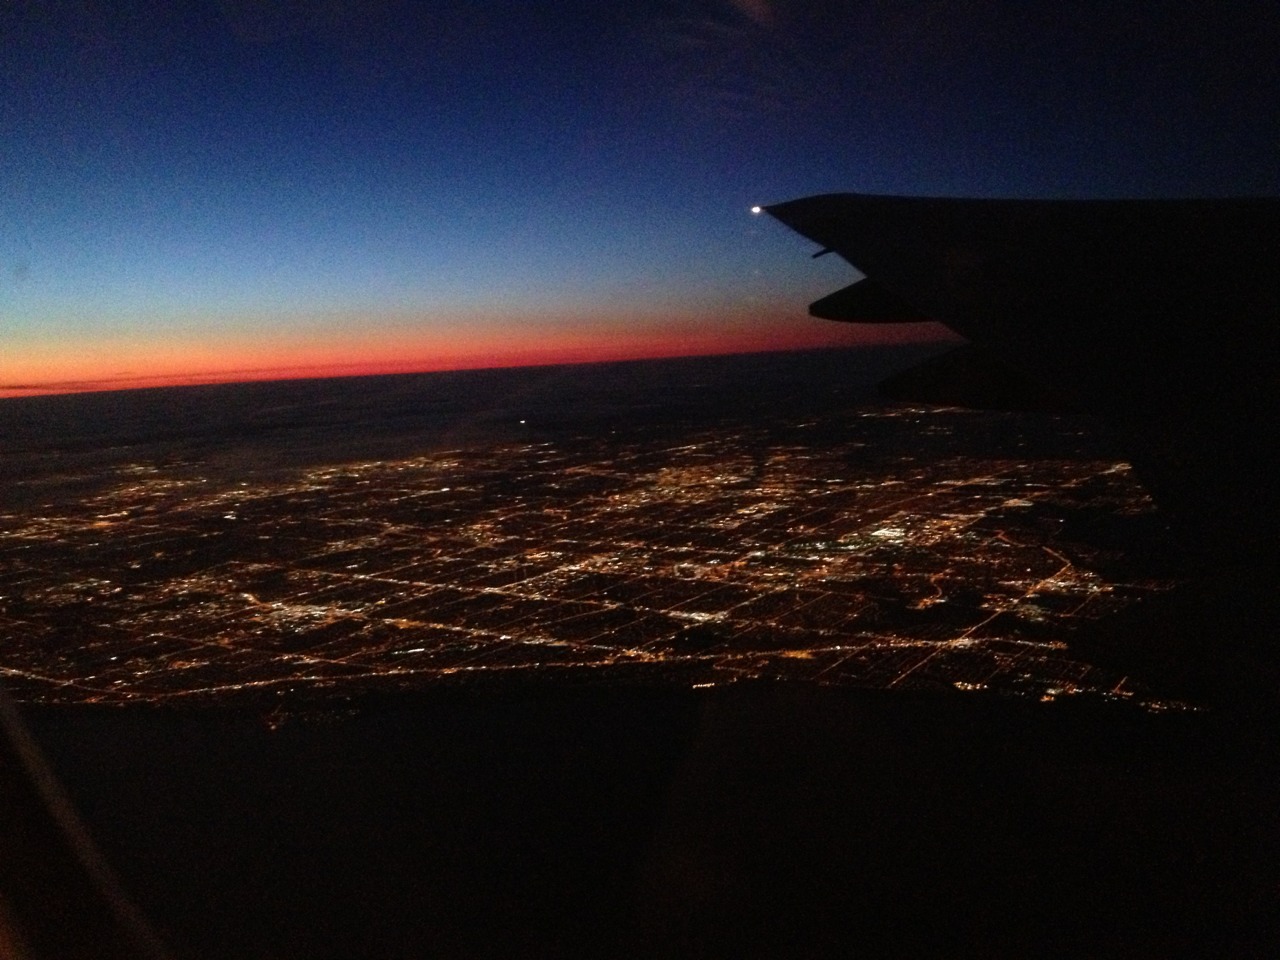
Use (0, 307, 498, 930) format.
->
(764, 193, 1280, 556)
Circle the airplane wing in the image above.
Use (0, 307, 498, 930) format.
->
(763, 193, 1280, 557)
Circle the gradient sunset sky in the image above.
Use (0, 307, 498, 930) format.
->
(3, 1, 1277, 397)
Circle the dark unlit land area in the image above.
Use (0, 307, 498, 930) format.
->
(14, 682, 1280, 959)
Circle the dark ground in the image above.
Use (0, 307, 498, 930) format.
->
(0, 348, 947, 496)
(13, 680, 1279, 960)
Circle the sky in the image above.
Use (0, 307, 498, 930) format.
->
(2, 0, 1277, 397)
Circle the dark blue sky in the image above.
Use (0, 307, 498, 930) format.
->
(3, 1, 1277, 394)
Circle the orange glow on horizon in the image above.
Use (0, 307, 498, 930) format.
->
(0, 314, 955, 399)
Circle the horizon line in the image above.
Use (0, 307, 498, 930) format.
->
(0, 337, 955, 402)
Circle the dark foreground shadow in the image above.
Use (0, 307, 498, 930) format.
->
(14, 679, 1279, 960)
